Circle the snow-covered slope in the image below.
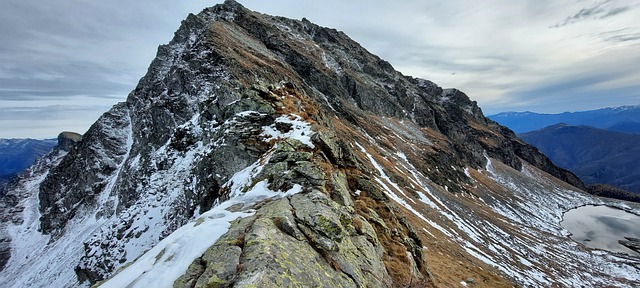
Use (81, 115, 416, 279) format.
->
(99, 145, 305, 287)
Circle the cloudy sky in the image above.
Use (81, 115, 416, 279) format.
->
(1, 0, 639, 139)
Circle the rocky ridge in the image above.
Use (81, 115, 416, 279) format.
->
(0, 1, 638, 287)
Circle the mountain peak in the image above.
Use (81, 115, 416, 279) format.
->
(222, 0, 241, 6)
(211, 0, 247, 19)
(549, 122, 569, 129)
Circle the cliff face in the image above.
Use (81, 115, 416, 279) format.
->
(0, 1, 638, 287)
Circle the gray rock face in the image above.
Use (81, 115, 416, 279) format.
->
(174, 192, 392, 288)
(39, 104, 132, 238)
(0, 131, 81, 269)
(172, 135, 397, 288)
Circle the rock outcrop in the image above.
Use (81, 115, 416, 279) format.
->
(56, 131, 82, 152)
(620, 237, 640, 254)
(1, 1, 638, 287)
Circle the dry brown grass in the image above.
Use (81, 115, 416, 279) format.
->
(270, 85, 320, 122)
(352, 217, 364, 234)
(353, 189, 432, 286)
(232, 233, 245, 248)
(206, 21, 302, 87)
(333, 111, 517, 287)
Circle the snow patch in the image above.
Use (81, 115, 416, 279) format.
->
(321, 51, 343, 75)
(261, 114, 315, 148)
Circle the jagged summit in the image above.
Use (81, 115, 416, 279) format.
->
(0, 2, 638, 287)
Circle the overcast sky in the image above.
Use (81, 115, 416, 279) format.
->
(1, 0, 639, 139)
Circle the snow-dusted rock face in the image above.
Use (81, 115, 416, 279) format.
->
(1, 1, 639, 287)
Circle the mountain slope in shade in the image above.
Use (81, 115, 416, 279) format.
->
(587, 184, 640, 203)
(1, 1, 639, 287)
(520, 124, 640, 194)
(488, 106, 640, 133)
(607, 121, 640, 134)
(0, 138, 57, 191)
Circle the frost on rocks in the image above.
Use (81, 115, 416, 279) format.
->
(99, 153, 303, 288)
(321, 51, 343, 76)
(260, 114, 315, 148)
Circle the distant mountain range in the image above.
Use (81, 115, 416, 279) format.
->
(0, 138, 57, 190)
(488, 105, 640, 133)
(520, 124, 640, 194)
